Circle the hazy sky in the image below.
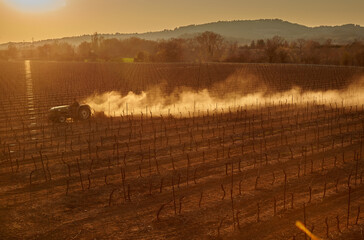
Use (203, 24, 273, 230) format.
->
(0, 0, 363, 43)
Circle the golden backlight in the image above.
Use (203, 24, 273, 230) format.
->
(3, 0, 66, 12)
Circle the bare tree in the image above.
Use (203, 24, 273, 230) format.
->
(195, 31, 224, 62)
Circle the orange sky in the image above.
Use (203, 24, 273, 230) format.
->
(0, 0, 363, 43)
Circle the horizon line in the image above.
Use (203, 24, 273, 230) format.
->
(1, 18, 362, 45)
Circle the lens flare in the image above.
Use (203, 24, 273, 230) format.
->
(295, 221, 322, 240)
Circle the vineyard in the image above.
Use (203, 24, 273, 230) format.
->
(1, 61, 364, 239)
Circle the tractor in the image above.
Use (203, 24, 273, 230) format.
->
(48, 104, 91, 123)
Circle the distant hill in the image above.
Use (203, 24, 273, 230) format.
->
(1, 19, 364, 50)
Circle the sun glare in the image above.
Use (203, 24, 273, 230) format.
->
(4, 0, 66, 12)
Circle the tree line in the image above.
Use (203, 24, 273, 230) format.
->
(1, 32, 364, 66)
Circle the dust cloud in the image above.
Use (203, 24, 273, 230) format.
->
(83, 76, 364, 117)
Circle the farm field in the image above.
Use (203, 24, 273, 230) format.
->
(1, 61, 364, 239)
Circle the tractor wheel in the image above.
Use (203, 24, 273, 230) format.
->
(58, 115, 66, 123)
(78, 107, 91, 120)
